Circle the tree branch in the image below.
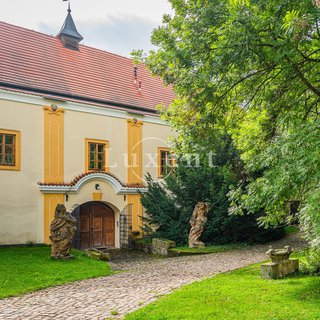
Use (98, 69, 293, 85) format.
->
(297, 48, 320, 63)
(289, 61, 320, 97)
(218, 66, 274, 100)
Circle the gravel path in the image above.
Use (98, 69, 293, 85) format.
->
(0, 234, 306, 320)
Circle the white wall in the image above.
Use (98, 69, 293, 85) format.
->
(142, 121, 173, 182)
(0, 99, 44, 244)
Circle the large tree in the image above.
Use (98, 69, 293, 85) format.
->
(134, 0, 320, 268)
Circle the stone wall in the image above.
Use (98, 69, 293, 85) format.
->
(152, 238, 176, 256)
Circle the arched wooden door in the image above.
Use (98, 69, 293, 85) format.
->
(79, 202, 115, 249)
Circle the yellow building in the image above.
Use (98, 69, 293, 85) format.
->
(0, 9, 174, 248)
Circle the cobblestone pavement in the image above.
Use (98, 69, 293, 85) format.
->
(0, 234, 306, 320)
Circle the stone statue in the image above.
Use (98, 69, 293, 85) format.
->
(50, 204, 77, 259)
(188, 202, 210, 248)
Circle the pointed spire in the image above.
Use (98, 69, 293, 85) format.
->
(58, 2, 83, 50)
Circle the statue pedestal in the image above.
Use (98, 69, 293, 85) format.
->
(261, 259, 299, 279)
(85, 249, 110, 261)
(189, 242, 205, 248)
(152, 238, 176, 256)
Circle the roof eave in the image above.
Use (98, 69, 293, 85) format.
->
(0, 81, 159, 116)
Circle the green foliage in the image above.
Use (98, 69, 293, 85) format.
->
(125, 257, 320, 320)
(284, 225, 299, 234)
(141, 173, 189, 245)
(0, 246, 112, 299)
(301, 247, 320, 274)
(141, 139, 284, 245)
(229, 121, 320, 271)
(137, 0, 320, 268)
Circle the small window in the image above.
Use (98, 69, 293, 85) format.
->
(158, 148, 174, 177)
(85, 139, 108, 172)
(0, 129, 20, 171)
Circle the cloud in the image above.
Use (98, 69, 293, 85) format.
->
(38, 14, 159, 57)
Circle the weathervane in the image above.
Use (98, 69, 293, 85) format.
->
(63, 0, 71, 12)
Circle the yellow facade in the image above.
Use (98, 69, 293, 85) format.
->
(127, 194, 144, 233)
(43, 106, 65, 244)
(0, 93, 173, 246)
(126, 119, 144, 234)
(43, 106, 64, 183)
(64, 109, 127, 182)
(127, 119, 143, 185)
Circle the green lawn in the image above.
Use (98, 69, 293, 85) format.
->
(170, 243, 247, 255)
(125, 258, 320, 320)
(0, 246, 112, 299)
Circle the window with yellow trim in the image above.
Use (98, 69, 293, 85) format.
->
(0, 129, 21, 171)
(158, 148, 174, 177)
(85, 139, 109, 172)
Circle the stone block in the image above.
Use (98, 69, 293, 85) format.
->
(152, 238, 176, 256)
(85, 249, 110, 261)
(132, 239, 153, 253)
(261, 259, 299, 279)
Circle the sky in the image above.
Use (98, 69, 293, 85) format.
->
(0, 0, 172, 57)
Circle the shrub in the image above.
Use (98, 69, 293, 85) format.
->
(141, 140, 284, 245)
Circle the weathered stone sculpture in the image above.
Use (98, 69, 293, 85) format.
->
(188, 202, 210, 248)
(267, 245, 293, 263)
(261, 245, 299, 279)
(50, 204, 77, 259)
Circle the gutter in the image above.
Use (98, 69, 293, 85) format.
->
(0, 81, 159, 115)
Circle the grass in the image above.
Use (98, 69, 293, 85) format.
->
(0, 245, 112, 299)
(171, 225, 300, 256)
(285, 225, 300, 234)
(110, 310, 119, 315)
(125, 254, 320, 320)
(170, 243, 248, 255)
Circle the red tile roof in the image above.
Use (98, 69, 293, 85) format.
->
(0, 21, 175, 115)
(38, 172, 145, 189)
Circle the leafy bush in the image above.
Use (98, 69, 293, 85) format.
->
(229, 121, 320, 270)
(300, 248, 320, 275)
